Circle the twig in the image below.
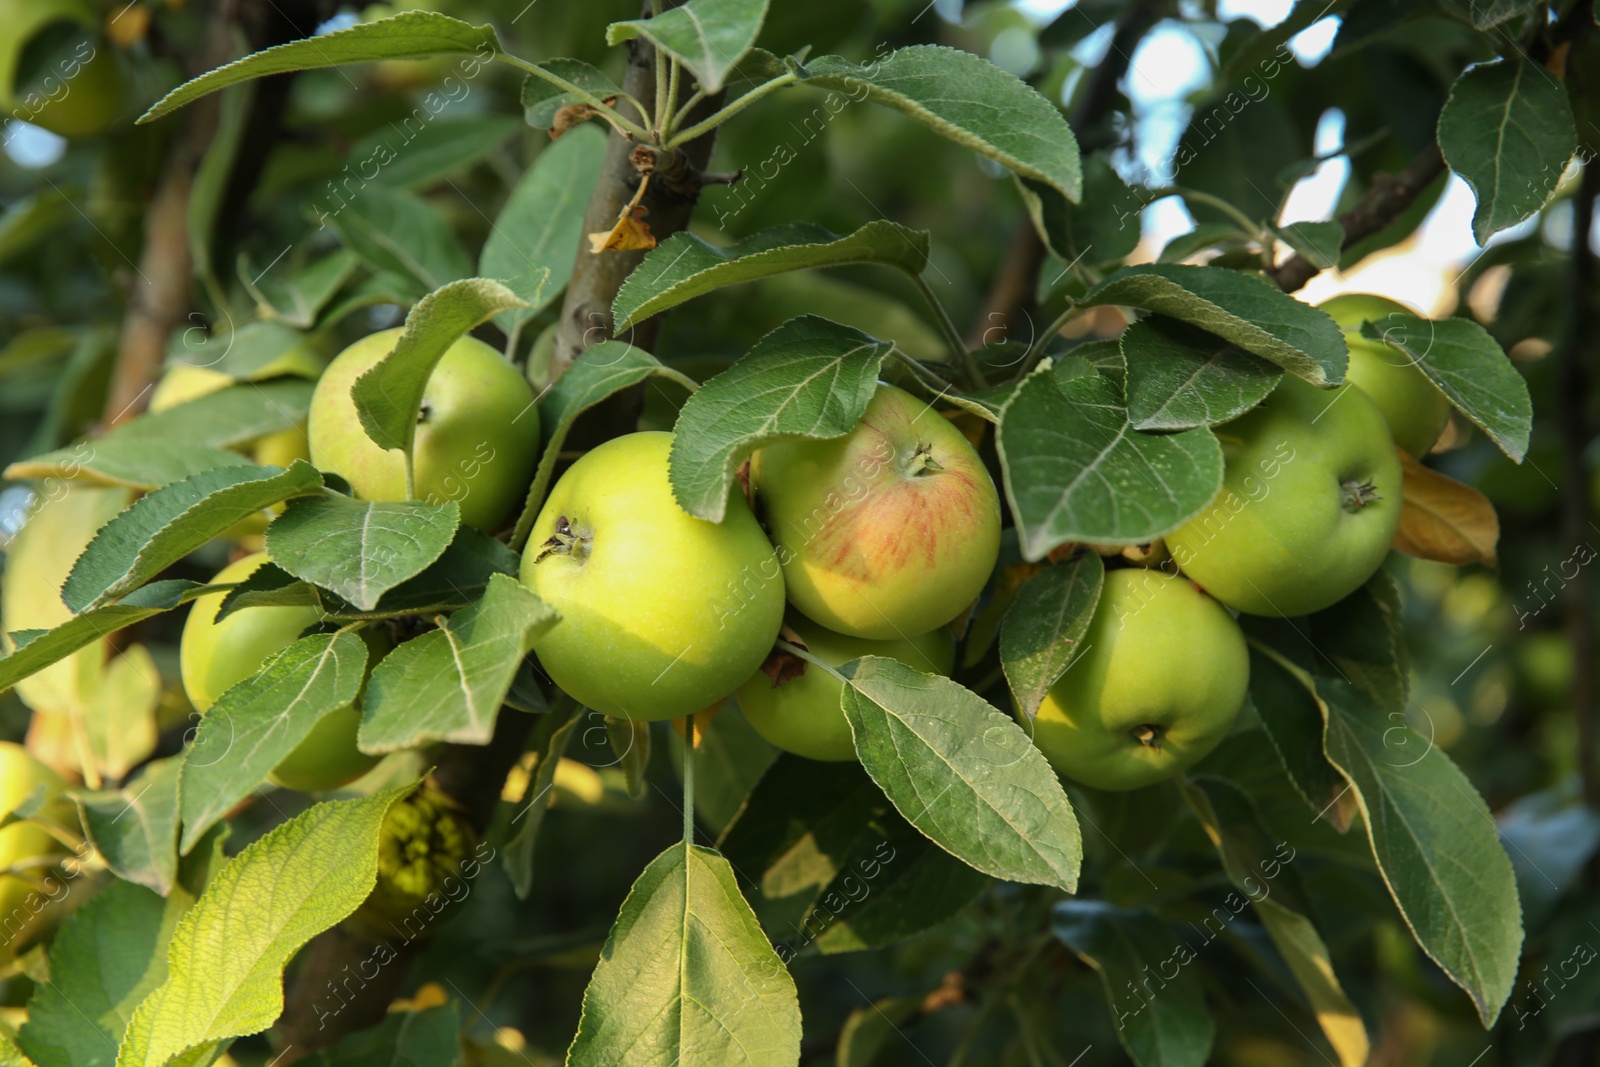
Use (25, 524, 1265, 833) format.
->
(1562, 151, 1597, 810)
(1267, 143, 1445, 293)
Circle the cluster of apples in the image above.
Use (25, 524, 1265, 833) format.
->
(176, 292, 1446, 796)
(517, 383, 1003, 750)
(1036, 293, 1450, 790)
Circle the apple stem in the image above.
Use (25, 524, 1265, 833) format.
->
(1340, 478, 1382, 511)
(1132, 724, 1163, 749)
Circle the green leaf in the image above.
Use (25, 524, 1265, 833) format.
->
(359, 574, 556, 752)
(608, 716, 652, 799)
(1053, 900, 1215, 1067)
(509, 342, 698, 551)
(138, 11, 500, 123)
(227, 526, 516, 622)
(0, 582, 208, 697)
(606, 0, 769, 93)
(303, 1004, 461, 1066)
(1120, 316, 1281, 431)
(717, 755, 987, 955)
(1454, 0, 1542, 29)
(520, 59, 626, 128)
(1438, 57, 1576, 243)
(838, 656, 1082, 891)
(1016, 153, 1141, 267)
(351, 278, 528, 456)
(79, 645, 160, 780)
(356, 116, 522, 191)
(1000, 553, 1104, 719)
(668, 316, 893, 522)
(74, 757, 183, 897)
(179, 634, 372, 853)
(1358, 315, 1532, 461)
(1182, 777, 1370, 1067)
(1273, 220, 1343, 269)
(1081, 265, 1348, 385)
(7, 380, 316, 489)
(480, 125, 607, 331)
(1247, 648, 1350, 825)
(835, 996, 919, 1067)
(798, 45, 1082, 203)
(115, 786, 415, 1067)
(62, 463, 323, 613)
(245, 251, 357, 329)
(264, 494, 460, 611)
(188, 86, 252, 287)
(997, 359, 1224, 560)
(19, 879, 191, 1067)
(565, 842, 801, 1067)
(502, 702, 583, 899)
(612, 222, 930, 332)
(0, 186, 77, 266)
(1249, 584, 1524, 1027)
(324, 185, 473, 294)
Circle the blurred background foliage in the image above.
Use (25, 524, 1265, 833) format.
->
(1, 0, 1596, 1063)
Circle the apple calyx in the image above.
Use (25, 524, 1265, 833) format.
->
(416, 401, 432, 424)
(905, 442, 944, 477)
(1339, 478, 1382, 512)
(532, 515, 591, 564)
(1132, 723, 1164, 750)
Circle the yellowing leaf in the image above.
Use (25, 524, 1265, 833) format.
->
(1393, 450, 1499, 566)
(588, 207, 656, 253)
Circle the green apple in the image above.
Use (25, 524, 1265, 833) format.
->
(181, 553, 381, 791)
(1031, 568, 1248, 791)
(0, 741, 66, 963)
(1318, 293, 1451, 457)
(749, 384, 1001, 640)
(0, 3, 124, 140)
(307, 328, 541, 533)
(520, 431, 785, 722)
(151, 360, 315, 470)
(1166, 375, 1402, 617)
(737, 613, 954, 762)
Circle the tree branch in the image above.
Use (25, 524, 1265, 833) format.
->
(1267, 143, 1445, 294)
(965, 0, 1164, 349)
(551, 16, 724, 376)
(99, 7, 238, 428)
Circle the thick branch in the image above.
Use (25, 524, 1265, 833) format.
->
(1268, 143, 1445, 293)
(551, 34, 724, 375)
(100, 9, 237, 427)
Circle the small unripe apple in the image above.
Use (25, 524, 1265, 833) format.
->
(180, 553, 381, 791)
(0, 741, 66, 963)
(1030, 568, 1248, 791)
(520, 432, 785, 722)
(151, 360, 315, 474)
(737, 613, 954, 762)
(307, 328, 541, 533)
(1318, 293, 1452, 458)
(1165, 375, 1402, 617)
(749, 384, 1001, 640)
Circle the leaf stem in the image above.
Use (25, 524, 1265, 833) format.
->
(909, 273, 989, 390)
(1013, 298, 1082, 382)
(775, 638, 846, 681)
(1143, 185, 1266, 246)
(663, 73, 798, 148)
(681, 715, 696, 844)
(662, 56, 682, 141)
(496, 54, 653, 142)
